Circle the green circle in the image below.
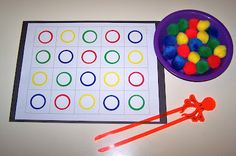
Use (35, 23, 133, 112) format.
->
(178, 18, 189, 32)
(104, 50, 120, 64)
(35, 50, 51, 64)
(196, 60, 209, 75)
(128, 95, 145, 111)
(167, 23, 179, 36)
(56, 72, 72, 87)
(82, 30, 97, 43)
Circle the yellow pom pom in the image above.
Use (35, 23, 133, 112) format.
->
(197, 31, 209, 44)
(188, 52, 200, 64)
(197, 20, 210, 31)
(177, 32, 189, 45)
(214, 45, 227, 58)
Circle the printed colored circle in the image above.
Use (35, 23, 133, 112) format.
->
(60, 30, 76, 43)
(104, 72, 120, 87)
(103, 95, 120, 111)
(58, 50, 74, 64)
(81, 50, 97, 64)
(104, 50, 120, 64)
(105, 30, 120, 43)
(128, 94, 145, 111)
(128, 30, 143, 44)
(82, 30, 98, 43)
(79, 94, 96, 110)
(80, 71, 96, 87)
(32, 71, 48, 86)
(128, 50, 144, 64)
(128, 72, 144, 87)
(38, 30, 53, 44)
(56, 72, 72, 87)
(54, 94, 71, 110)
(35, 50, 51, 64)
(30, 94, 46, 110)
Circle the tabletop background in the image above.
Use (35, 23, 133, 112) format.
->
(1, 0, 236, 156)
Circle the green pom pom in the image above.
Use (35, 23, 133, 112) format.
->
(207, 38, 220, 50)
(178, 18, 189, 32)
(196, 60, 209, 74)
(199, 46, 212, 58)
(167, 23, 179, 36)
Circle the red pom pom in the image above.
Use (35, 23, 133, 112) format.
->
(208, 55, 221, 69)
(183, 61, 197, 75)
(185, 28, 198, 39)
(177, 44, 190, 58)
(189, 18, 199, 29)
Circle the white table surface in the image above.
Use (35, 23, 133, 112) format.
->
(1, 0, 236, 156)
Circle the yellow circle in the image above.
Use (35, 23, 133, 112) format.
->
(104, 72, 120, 87)
(188, 52, 200, 64)
(79, 94, 96, 110)
(214, 45, 227, 58)
(128, 50, 144, 64)
(32, 71, 48, 86)
(60, 30, 76, 43)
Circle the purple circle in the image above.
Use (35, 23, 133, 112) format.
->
(154, 9, 233, 82)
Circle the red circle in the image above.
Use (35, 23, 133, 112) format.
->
(177, 44, 190, 58)
(185, 28, 198, 39)
(81, 50, 97, 64)
(208, 55, 221, 69)
(183, 61, 197, 75)
(105, 30, 120, 43)
(54, 94, 71, 110)
(188, 18, 199, 29)
(38, 30, 53, 44)
(128, 72, 144, 87)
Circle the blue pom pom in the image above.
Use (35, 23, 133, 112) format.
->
(164, 35, 177, 46)
(188, 38, 203, 51)
(163, 46, 177, 60)
(172, 55, 186, 70)
(207, 27, 218, 38)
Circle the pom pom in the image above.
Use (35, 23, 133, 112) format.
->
(208, 55, 221, 69)
(188, 38, 203, 51)
(177, 44, 190, 58)
(163, 35, 176, 46)
(163, 46, 177, 60)
(197, 31, 209, 44)
(196, 60, 209, 74)
(172, 55, 186, 70)
(176, 32, 189, 45)
(167, 23, 179, 36)
(189, 18, 199, 29)
(197, 20, 210, 31)
(185, 28, 198, 39)
(207, 38, 220, 50)
(178, 18, 189, 32)
(207, 27, 218, 38)
(214, 45, 227, 58)
(188, 51, 200, 64)
(198, 46, 212, 58)
(183, 61, 197, 75)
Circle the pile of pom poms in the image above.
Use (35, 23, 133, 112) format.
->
(162, 18, 227, 75)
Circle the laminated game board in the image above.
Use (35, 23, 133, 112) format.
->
(10, 21, 166, 123)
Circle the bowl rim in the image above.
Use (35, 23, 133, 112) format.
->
(154, 9, 233, 82)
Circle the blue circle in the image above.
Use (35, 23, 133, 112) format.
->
(128, 30, 143, 44)
(58, 50, 74, 64)
(80, 71, 96, 87)
(30, 94, 46, 110)
(103, 95, 120, 111)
